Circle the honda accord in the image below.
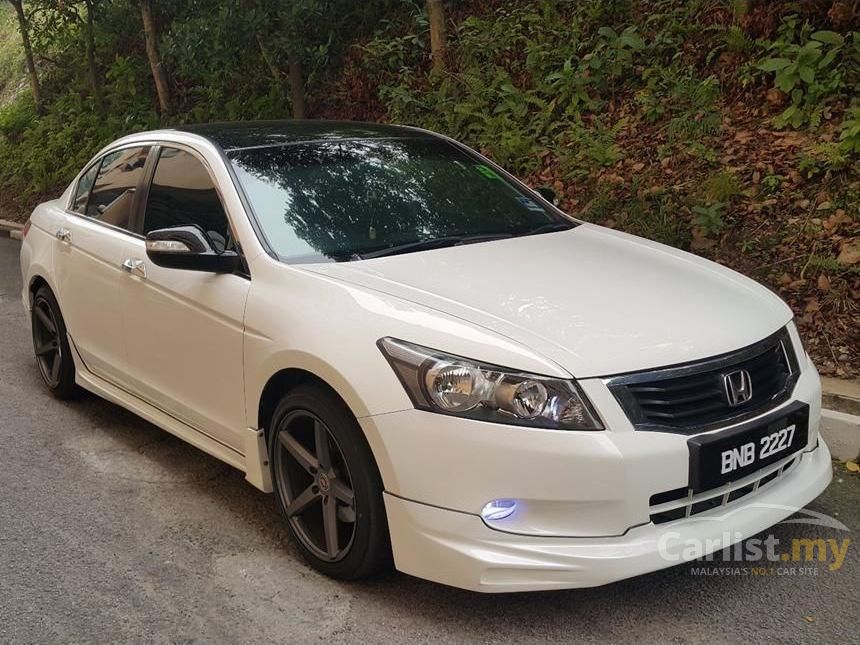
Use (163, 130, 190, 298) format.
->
(19, 121, 832, 591)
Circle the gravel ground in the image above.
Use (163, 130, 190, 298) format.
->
(0, 236, 857, 644)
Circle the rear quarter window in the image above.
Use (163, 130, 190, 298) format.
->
(71, 162, 100, 214)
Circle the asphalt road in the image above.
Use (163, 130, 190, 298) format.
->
(0, 236, 857, 644)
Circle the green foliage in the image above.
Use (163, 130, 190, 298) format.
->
(701, 171, 741, 203)
(760, 174, 783, 196)
(585, 26, 646, 91)
(838, 106, 860, 155)
(360, 13, 427, 73)
(636, 65, 722, 146)
(724, 24, 751, 54)
(0, 0, 855, 268)
(162, 0, 390, 120)
(755, 18, 857, 128)
(797, 142, 855, 178)
(691, 164, 736, 237)
(0, 0, 399, 204)
(731, 0, 750, 20)
(583, 188, 691, 248)
(362, 1, 656, 178)
(0, 77, 157, 197)
(0, 4, 25, 104)
(692, 202, 726, 236)
(556, 118, 625, 180)
(0, 92, 35, 140)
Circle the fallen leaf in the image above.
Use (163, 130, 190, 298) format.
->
(837, 238, 860, 265)
(766, 88, 786, 106)
(691, 227, 716, 251)
(846, 461, 859, 473)
(803, 616, 816, 623)
(817, 275, 831, 291)
(776, 131, 805, 147)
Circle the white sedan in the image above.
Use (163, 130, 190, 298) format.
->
(19, 121, 832, 592)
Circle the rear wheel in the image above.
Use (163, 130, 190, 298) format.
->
(31, 286, 79, 399)
(270, 384, 390, 580)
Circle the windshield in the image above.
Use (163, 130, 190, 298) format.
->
(228, 137, 575, 263)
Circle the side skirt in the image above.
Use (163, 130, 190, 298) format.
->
(68, 334, 272, 492)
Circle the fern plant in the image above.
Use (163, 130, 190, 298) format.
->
(838, 106, 860, 155)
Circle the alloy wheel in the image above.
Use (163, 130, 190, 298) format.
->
(274, 410, 357, 562)
(32, 297, 63, 388)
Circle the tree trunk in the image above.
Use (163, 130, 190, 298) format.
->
(84, 0, 103, 111)
(9, 0, 42, 112)
(427, 0, 447, 72)
(288, 54, 305, 119)
(257, 35, 282, 86)
(140, 0, 172, 116)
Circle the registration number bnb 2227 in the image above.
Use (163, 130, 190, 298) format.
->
(720, 424, 796, 475)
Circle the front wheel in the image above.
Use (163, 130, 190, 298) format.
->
(270, 384, 391, 580)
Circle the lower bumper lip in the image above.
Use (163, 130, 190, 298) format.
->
(383, 441, 833, 592)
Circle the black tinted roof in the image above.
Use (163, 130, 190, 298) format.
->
(174, 120, 428, 151)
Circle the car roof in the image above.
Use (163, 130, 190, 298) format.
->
(171, 120, 433, 152)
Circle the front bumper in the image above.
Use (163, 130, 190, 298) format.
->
(360, 346, 824, 537)
(358, 337, 831, 591)
(384, 440, 832, 592)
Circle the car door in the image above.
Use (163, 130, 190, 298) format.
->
(52, 145, 151, 386)
(118, 145, 250, 450)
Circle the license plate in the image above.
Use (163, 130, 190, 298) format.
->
(687, 402, 809, 491)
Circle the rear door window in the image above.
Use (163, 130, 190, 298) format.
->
(86, 146, 150, 230)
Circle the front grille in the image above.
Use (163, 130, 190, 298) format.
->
(648, 452, 802, 524)
(607, 328, 799, 434)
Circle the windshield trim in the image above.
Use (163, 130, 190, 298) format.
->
(226, 135, 432, 154)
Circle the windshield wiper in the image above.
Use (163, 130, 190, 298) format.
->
(522, 221, 575, 236)
(359, 233, 512, 259)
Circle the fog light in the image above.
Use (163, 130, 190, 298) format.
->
(481, 499, 517, 521)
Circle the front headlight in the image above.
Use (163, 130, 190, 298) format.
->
(377, 337, 603, 430)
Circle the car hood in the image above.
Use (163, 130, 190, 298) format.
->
(300, 224, 792, 378)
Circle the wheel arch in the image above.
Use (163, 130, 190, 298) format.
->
(257, 368, 336, 440)
(255, 364, 394, 491)
(255, 359, 372, 441)
(28, 274, 51, 305)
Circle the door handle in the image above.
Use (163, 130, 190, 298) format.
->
(121, 258, 147, 279)
(55, 227, 71, 243)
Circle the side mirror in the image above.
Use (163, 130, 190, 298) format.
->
(535, 186, 558, 205)
(145, 225, 239, 273)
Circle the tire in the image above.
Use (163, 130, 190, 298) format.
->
(269, 384, 391, 580)
(31, 286, 79, 400)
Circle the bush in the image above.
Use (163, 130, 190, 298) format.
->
(755, 17, 857, 129)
